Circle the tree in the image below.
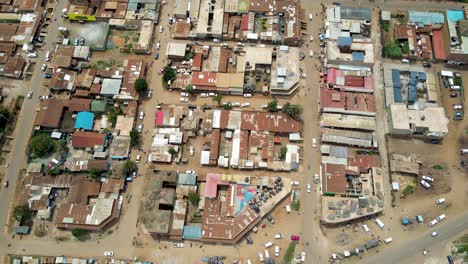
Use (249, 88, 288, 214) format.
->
(383, 41, 402, 58)
(223, 102, 233, 110)
(279, 146, 288, 160)
(162, 67, 176, 84)
(291, 199, 300, 211)
(129, 129, 141, 147)
(107, 106, 122, 127)
(134, 78, 148, 94)
(45, 165, 60, 176)
(0, 108, 10, 132)
(13, 204, 33, 223)
(212, 94, 223, 107)
(185, 84, 195, 94)
(401, 41, 409, 54)
(123, 159, 137, 175)
(188, 192, 201, 206)
(266, 100, 278, 112)
(71, 228, 90, 241)
(282, 103, 303, 120)
(168, 147, 177, 156)
(89, 168, 101, 179)
(30, 133, 54, 158)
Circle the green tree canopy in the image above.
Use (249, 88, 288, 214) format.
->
(282, 102, 303, 120)
(223, 102, 233, 110)
(188, 192, 201, 206)
(168, 147, 177, 156)
(89, 168, 102, 179)
(383, 41, 403, 58)
(13, 204, 33, 223)
(134, 78, 148, 93)
(163, 67, 176, 84)
(267, 100, 278, 112)
(185, 84, 195, 94)
(123, 159, 137, 175)
(0, 108, 10, 132)
(279, 146, 288, 160)
(71, 228, 90, 241)
(212, 94, 223, 106)
(30, 133, 54, 158)
(130, 129, 141, 147)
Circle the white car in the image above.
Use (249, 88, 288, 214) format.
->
(147, 90, 152, 98)
(274, 246, 280, 257)
(258, 252, 264, 262)
(313, 174, 319, 183)
(436, 198, 446, 204)
(180, 98, 188, 103)
(420, 180, 431, 189)
(185, 170, 195, 174)
(291, 181, 300, 186)
(104, 251, 114, 257)
(136, 154, 141, 163)
(232, 102, 241, 107)
(173, 243, 184, 248)
(27, 91, 33, 98)
(159, 25, 163, 33)
(200, 93, 209, 98)
(27, 53, 38, 58)
(436, 214, 446, 221)
(422, 175, 434, 182)
(189, 146, 194, 156)
(453, 104, 463, 110)
(181, 92, 189, 97)
(310, 36, 314, 41)
(306, 184, 311, 193)
(301, 251, 306, 262)
(156, 41, 161, 50)
(431, 231, 439, 237)
(209, 92, 216, 97)
(274, 233, 283, 239)
(261, 104, 268, 109)
(41, 64, 47, 71)
(312, 138, 317, 148)
(243, 93, 252, 98)
(137, 124, 143, 133)
(139, 111, 145, 120)
(241, 102, 250, 107)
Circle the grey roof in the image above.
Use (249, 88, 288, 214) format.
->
(340, 6, 372, 21)
(337, 36, 352, 47)
(352, 52, 364, 61)
(364, 238, 380, 249)
(393, 88, 403, 103)
(408, 85, 417, 103)
(100, 78, 122, 95)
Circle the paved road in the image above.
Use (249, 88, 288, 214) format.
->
(364, 211, 468, 264)
(0, 0, 68, 230)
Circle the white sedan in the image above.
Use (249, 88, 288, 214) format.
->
(180, 92, 189, 97)
(307, 184, 311, 193)
(104, 251, 114, 257)
(241, 102, 250, 108)
(180, 98, 188, 103)
(431, 231, 439, 237)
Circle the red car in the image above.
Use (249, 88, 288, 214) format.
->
(291, 235, 300, 241)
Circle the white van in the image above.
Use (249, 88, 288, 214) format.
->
(258, 252, 264, 262)
(428, 219, 438, 227)
(362, 224, 370, 233)
(451, 85, 461, 90)
(265, 241, 273, 248)
(45, 51, 50, 61)
(375, 218, 385, 230)
(285, 204, 291, 213)
(264, 249, 270, 259)
(436, 214, 446, 221)
(384, 237, 393, 244)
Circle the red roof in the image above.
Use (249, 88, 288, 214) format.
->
(241, 14, 250, 30)
(344, 76, 364, 87)
(432, 29, 446, 60)
(323, 163, 347, 194)
(155, 110, 164, 126)
(72, 131, 106, 148)
(192, 72, 217, 87)
(192, 53, 203, 70)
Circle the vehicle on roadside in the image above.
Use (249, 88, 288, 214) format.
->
(275, 233, 283, 239)
(299, 52, 305, 61)
(154, 53, 159, 60)
(291, 235, 300, 241)
(185, 170, 195, 174)
(450, 93, 458, 98)
(173, 243, 184, 248)
(431, 231, 439, 237)
(27, 52, 38, 58)
(436, 214, 446, 221)
(384, 237, 393, 244)
(436, 198, 446, 204)
(447, 255, 454, 264)
(104, 251, 114, 257)
(156, 41, 161, 50)
(420, 180, 431, 189)
(139, 111, 145, 120)
(291, 181, 300, 186)
(136, 154, 141, 163)
(401, 58, 409, 63)
(313, 174, 319, 183)
(428, 219, 438, 227)
(3, 181, 8, 188)
(451, 85, 461, 91)
(274, 246, 280, 257)
(455, 112, 463, 119)
(41, 64, 47, 71)
(301, 251, 306, 262)
(264, 249, 270, 259)
(258, 252, 264, 262)
(137, 124, 143, 133)
(362, 224, 370, 233)
(265, 241, 273, 248)
(147, 90, 152, 98)
(422, 175, 434, 182)
(261, 104, 268, 109)
(312, 138, 317, 148)
(180, 92, 189, 97)
(246, 236, 253, 244)
(200, 93, 209, 98)
(309, 13, 313, 20)
(453, 104, 463, 110)
(241, 102, 250, 107)
(375, 218, 385, 230)
(209, 92, 216, 97)
(180, 98, 188, 103)
(232, 102, 241, 107)
(27, 91, 33, 98)
(159, 25, 163, 33)
(307, 184, 311, 193)
(285, 204, 291, 213)
(189, 146, 194, 156)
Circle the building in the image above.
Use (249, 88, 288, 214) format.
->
(74, 111, 95, 130)
(389, 104, 448, 138)
(71, 131, 106, 149)
(270, 46, 300, 96)
(166, 42, 187, 59)
(109, 135, 131, 159)
(133, 20, 154, 54)
(34, 99, 65, 130)
(195, 0, 224, 39)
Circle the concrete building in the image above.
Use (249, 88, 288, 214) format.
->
(389, 104, 448, 138)
(270, 46, 300, 96)
(195, 0, 224, 39)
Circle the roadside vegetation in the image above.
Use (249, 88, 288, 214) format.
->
(71, 228, 90, 241)
(283, 242, 297, 263)
(30, 133, 54, 158)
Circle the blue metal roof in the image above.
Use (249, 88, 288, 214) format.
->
(74, 111, 95, 130)
(409, 77, 418, 86)
(408, 11, 445, 26)
(393, 88, 403, 103)
(177, 173, 197, 185)
(392, 69, 401, 86)
(337, 36, 352, 47)
(183, 226, 202, 240)
(419, 72, 427, 81)
(410, 71, 419, 78)
(447, 10, 465, 23)
(352, 52, 365, 61)
(408, 85, 417, 102)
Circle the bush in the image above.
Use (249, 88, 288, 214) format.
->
(223, 102, 233, 110)
(162, 67, 176, 84)
(107, 106, 123, 127)
(168, 148, 177, 156)
(30, 134, 54, 158)
(282, 103, 303, 120)
(188, 192, 201, 206)
(134, 78, 148, 94)
(130, 129, 141, 147)
(279, 146, 287, 160)
(71, 228, 90, 241)
(454, 76, 462, 86)
(13, 204, 33, 223)
(267, 100, 278, 112)
(89, 168, 102, 179)
(122, 159, 137, 175)
(401, 185, 415, 197)
(433, 164, 445, 170)
(291, 199, 300, 211)
(381, 20, 390, 32)
(401, 41, 409, 54)
(383, 42, 403, 58)
(185, 84, 195, 94)
(212, 94, 223, 106)
(283, 242, 297, 263)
